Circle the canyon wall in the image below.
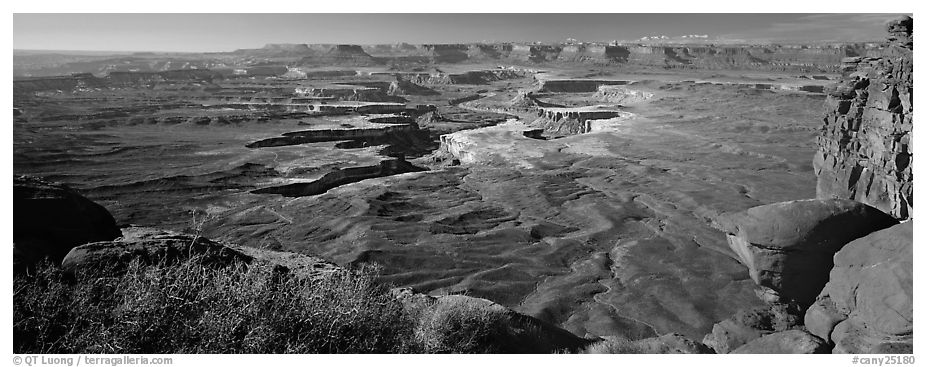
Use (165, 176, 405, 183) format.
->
(538, 79, 630, 93)
(623, 45, 856, 72)
(366, 43, 864, 72)
(813, 16, 913, 220)
(16, 41, 871, 80)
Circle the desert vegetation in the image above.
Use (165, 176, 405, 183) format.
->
(14, 256, 525, 354)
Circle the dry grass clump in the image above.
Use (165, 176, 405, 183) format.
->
(14, 257, 414, 353)
(14, 256, 538, 354)
(582, 337, 645, 354)
(411, 298, 513, 353)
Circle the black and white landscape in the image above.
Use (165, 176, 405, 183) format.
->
(12, 13, 913, 354)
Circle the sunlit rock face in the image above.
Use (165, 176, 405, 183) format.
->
(813, 15, 913, 220)
(715, 199, 897, 307)
(804, 221, 913, 354)
(802, 16, 914, 355)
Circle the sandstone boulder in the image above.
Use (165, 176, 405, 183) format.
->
(14, 175, 122, 272)
(731, 330, 830, 354)
(702, 302, 802, 353)
(804, 221, 912, 354)
(61, 227, 255, 275)
(716, 199, 897, 306)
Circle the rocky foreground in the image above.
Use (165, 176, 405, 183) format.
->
(704, 16, 914, 354)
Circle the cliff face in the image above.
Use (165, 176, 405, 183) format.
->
(371, 43, 858, 71)
(813, 16, 912, 220)
(800, 17, 913, 354)
(621, 45, 855, 72)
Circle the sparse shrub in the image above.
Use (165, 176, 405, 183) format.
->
(15, 255, 584, 354)
(582, 337, 645, 354)
(411, 298, 513, 353)
(14, 256, 414, 353)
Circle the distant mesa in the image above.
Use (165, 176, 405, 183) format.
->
(14, 40, 874, 79)
(329, 44, 369, 55)
(261, 43, 311, 52)
(231, 43, 317, 56)
(299, 44, 380, 66)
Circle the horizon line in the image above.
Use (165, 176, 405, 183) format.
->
(14, 39, 886, 54)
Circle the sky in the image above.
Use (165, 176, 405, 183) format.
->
(13, 13, 908, 53)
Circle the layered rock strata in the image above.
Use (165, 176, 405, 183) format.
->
(813, 15, 913, 220)
(533, 106, 627, 135)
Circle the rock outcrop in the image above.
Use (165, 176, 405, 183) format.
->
(630, 334, 715, 354)
(508, 90, 541, 109)
(814, 15, 913, 220)
(708, 16, 915, 355)
(294, 85, 402, 103)
(731, 330, 830, 354)
(387, 76, 439, 96)
(14, 175, 122, 272)
(594, 85, 654, 104)
(61, 227, 257, 275)
(716, 199, 898, 306)
(532, 106, 627, 135)
(804, 221, 913, 354)
(702, 303, 802, 353)
(62, 226, 343, 279)
(432, 69, 526, 85)
(251, 159, 428, 197)
(538, 79, 629, 93)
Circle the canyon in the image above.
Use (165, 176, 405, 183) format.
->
(13, 16, 913, 354)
